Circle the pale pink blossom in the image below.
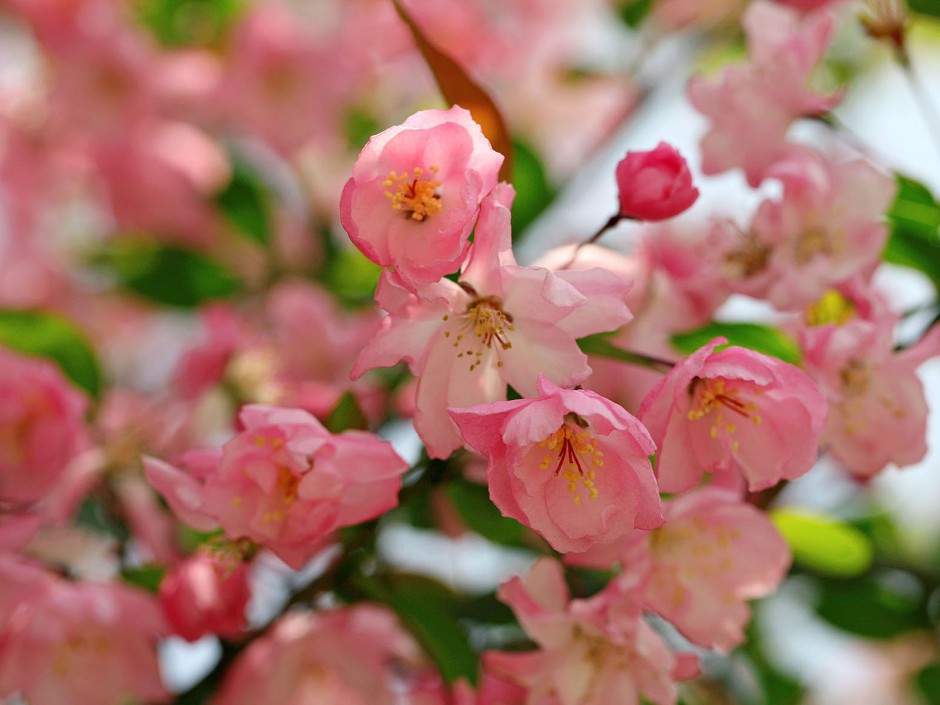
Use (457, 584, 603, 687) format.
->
(687, 1, 841, 185)
(0, 576, 167, 705)
(487, 558, 694, 705)
(159, 549, 251, 642)
(0, 347, 89, 506)
(211, 605, 445, 705)
(615, 142, 699, 221)
(450, 376, 662, 553)
(747, 148, 895, 309)
(638, 340, 827, 492)
(144, 404, 408, 568)
(353, 184, 632, 458)
(340, 105, 503, 288)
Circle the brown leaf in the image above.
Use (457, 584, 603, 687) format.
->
(391, 0, 514, 181)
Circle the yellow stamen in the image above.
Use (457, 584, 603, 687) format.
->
(537, 418, 604, 504)
(384, 166, 442, 221)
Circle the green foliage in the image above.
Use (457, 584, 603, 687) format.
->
(916, 663, 940, 704)
(814, 572, 929, 639)
(444, 478, 531, 549)
(324, 391, 368, 433)
(909, 0, 940, 19)
(104, 241, 241, 308)
(510, 139, 556, 236)
(214, 155, 272, 247)
(323, 246, 384, 306)
(578, 332, 671, 371)
(884, 174, 940, 292)
(121, 565, 167, 594)
(771, 508, 874, 578)
(0, 309, 103, 398)
(135, 0, 244, 47)
(617, 0, 656, 28)
(671, 322, 802, 365)
(345, 106, 382, 150)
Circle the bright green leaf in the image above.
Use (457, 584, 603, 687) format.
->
(214, 155, 271, 246)
(0, 309, 102, 398)
(323, 247, 383, 305)
(105, 241, 241, 308)
(884, 174, 940, 292)
(510, 138, 556, 237)
(135, 0, 244, 47)
(771, 508, 874, 577)
(671, 322, 802, 365)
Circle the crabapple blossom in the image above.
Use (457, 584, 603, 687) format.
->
(353, 184, 632, 457)
(638, 339, 827, 493)
(615, 142, 699, 221)
(486, 558, 696, 705)
(340, 105, 503, 288)
(0, 347, 89, 506)
(0, 573, 167, 705)
(687, 0, 841, 185)
(450, 376, 662, 553)
(211, 605, 447, 705)
(144, 404, 408, 568)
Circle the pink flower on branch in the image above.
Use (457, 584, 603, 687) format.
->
(450, 376, 663, 554)
(615, 142, 699, 222)
(144, 404, 408, 568)
(341, 105, 504, 288)
(639, 339, 827, 493)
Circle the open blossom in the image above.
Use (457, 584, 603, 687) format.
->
(450, 376, 662, 553)
(0, 573, 167, 705)
(639, 339, 827, 493)
(687, 0, 840, 185)
(486, 558, 696, 705)
(212, 605, 446, 705)
(615, 142, 699, 221)
(0, 347, 89, 506)
(144, 404, 408, 568)
(340, 105, 504, 288)
(353, 184, 632, 458)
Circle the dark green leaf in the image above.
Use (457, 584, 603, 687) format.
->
(325, 391, 368, 433)
(671, 322, 802, 365)
(885, 174, 940, 291)
(454, 592, 516, 625)
(510, 138, 556, 236)
(0, 309, 102, 398)
(444, 478, 530, 549)
(771, 508, 873, 578)
(121, 565, 166, 594)
(916, 663, 940, 704)
(909, 0, 940, 19)
(814, 572, 928, 639)
(618, 0, 655, 27)
(214, 156, 271, 246)
(105, 241, 241, 308)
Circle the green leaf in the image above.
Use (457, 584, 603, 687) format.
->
(814, 572, 927, 639)
(105, 241, 241, 308)
(916, 663, 940, 704)
(671, 322, 802, 365)
(909, 0, 940, 19)
(121, 565, 166, 594)
(444, 478, 530, 549)
(618, 0, 655, 27)
(214, 155, 271, 246)
(323, 247, 383, 305)
(578, 333, 672, 371)
(135, 0, 244, 47)
(324, 391, 368, 433)
(510, 138, 556, 236)
(885, 175, 940, 292)
(345, 106, 382, 150)
(357, 574, 479, 684)
(0, 309, 102, 398)
(771, 508, 874, 578)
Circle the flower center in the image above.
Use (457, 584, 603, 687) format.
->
(793, 226, 836, 264)
(687, 378, 761, 450)
(383, 166, 442, 221)
(537, 419, 604, 505)
(443, 296, 514, 372)
(805, 289, 855, 326)
(725, 233, 770, 278)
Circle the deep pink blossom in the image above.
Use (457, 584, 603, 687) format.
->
(639, 340, 827, 492)
(615, 142, 699, 221)
(451, 376, 662, 553)
(340, 105, 504, 288)
(486, 558, 695, 705)
(144, 404, 408, 568)
(0, 347, 89, 506)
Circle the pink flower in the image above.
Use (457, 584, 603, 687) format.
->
(144, 404, 408, 568)
(486, 558, 694, 705)
(0, 576, 167, 705)
(638, 339, 827, 492)
(615, 142, 699, 221)
(687, 1, 840, 185)
(211, 605, 446, 705)
(353, 184, 632, 458)
(159, 549, 251, 642)
(340, 106, 504, 288)
(450, 376, 663, 553)
(0, 347, 89, 506)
